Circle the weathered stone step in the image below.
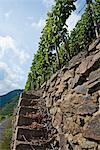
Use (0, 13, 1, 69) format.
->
(16, 139, 51, 145)
(16, 143, 46, 150)
(17, 127, 48, 141)
(17, 114, 44, 126)
(17, 116, 35, 126)
(18, 106, 39, 116)
(21, 90, 42, 99)
(15, 138, 55, 150)
(12, 89, 58, 150)
(20, 98, 39, 106)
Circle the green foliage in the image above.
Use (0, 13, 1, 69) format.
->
(25, 0, 76, 90)
(69, 0, 100, 56)
(0, 96, 19, 121)
(93, 0, 100, 34)
(0, 90, 22, 107)
(25, 0, 100, 91)
(0, 119, 12, 150)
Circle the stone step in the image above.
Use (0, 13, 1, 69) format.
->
(21, 91, 42, 99)
(16, 143, 46, 150)
(18, 106, 39, 116)
(17, 115, 44, 126)
(20, 98, 39, 106)
(11, 90, 58, 150)
(16, 127, 48, 142)
(17, 139, 51, 145)
(17, 116, 35, 126)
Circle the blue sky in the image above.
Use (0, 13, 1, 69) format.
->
(0, 0, 85, 95)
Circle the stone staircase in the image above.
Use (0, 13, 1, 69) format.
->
(11, 90, 59, 150)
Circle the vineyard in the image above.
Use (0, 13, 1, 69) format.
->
(12, 0, 100, 149)
(25, 0, 100, 90)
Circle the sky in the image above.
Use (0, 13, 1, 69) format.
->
(0, 0, 86, 95)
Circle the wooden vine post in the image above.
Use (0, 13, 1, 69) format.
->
(86, 0, 99, 38)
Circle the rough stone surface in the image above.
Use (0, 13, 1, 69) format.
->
(83, 114, 100, 141)
(74, 85, 88, 94)
(88, 37, 100, 52)
(52, 111, 62, 129)
(76, 51, 100, 76)
(43, 39, 100, 149)
(61, 70, 73, 82)
(12, 90, 59, 150)
(68, 75, 82, 89)
(63, 117, 80, 135)
(77, 101, 98, 115)
(13, 39, 100, 150)
(76, 55, 93, 75)
(88, 68, 100, 81)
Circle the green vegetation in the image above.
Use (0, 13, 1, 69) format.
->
(0, 96, 19, 149)
(25, 0, 100, 90)
(69, 0, 100, 56)
(0, 89, 22, 107)
(0, 96, 19, 122)
(0, 119, 12, 150)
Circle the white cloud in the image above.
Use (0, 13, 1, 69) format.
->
(31, 19, 46, 29)
(0, 35, 30, 95)
(0, 62, 24, 95)
(43, 0, 54, 6)
(27, 16, 34, 21)
(66, 12, 81, 33)
(0, 36, 15, 50)
(27, 17, 46, 29)
(4, 10, 13, 18)
(0, 36, 30, 64)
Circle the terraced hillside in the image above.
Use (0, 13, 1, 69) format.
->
(12, 37, 100, 150)
(11, 90, 59, 150)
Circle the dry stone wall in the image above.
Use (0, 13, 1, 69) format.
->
(42, 38, 100, 150)
(12, 38, 100, 150)
(11, 90, 59, 150)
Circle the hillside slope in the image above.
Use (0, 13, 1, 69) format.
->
(0, 96, 19, 121)
(0, 90, 23, 107)
(12, 38, 100, 150)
